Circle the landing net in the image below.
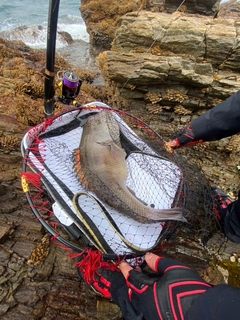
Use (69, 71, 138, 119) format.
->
(21, 102, 217, 261)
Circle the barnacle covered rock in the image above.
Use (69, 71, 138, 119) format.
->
(164, 89, 188, 103)
(0, 136, 20, 150)
(27, 234, 51, 266)
(146, 103, 162, 114)
(146, 91, 162, 104)
(174, 105, 192, 115)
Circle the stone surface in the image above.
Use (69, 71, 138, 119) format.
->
(1, 0, 240, 317)
(98, 11, 240, 108)
(80, 0, 143, 48)
(80, 0, 220, 48)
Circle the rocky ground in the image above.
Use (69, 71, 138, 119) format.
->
(0, 30, 240, 320)
(0, 179, 122, 320)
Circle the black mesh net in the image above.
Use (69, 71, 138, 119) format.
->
(21, 103, 219, 263)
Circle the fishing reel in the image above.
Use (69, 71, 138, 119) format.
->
(55, 70, 82, 105)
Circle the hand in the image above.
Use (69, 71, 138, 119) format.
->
(89, 268, 124, 299)
(93, 268, 146, 320)
(168, 126, 202, 148)
(76, 250, 143, 320)
(119, 253, 212, 320)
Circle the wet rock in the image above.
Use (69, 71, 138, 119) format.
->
(0, 222, 15, 244)
(206, 232, 240, 287)
(0, 183, 7, 196)
(58, 31, 73, 44)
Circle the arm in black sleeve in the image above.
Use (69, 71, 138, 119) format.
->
(186, 284, 240, 320)
(191, 90, 240, 141)
(126, 257, 212, 320)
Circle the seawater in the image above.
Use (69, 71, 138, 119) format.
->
(0, 0, 89, 48)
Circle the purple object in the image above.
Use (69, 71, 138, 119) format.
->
(63, 71, 79, 88)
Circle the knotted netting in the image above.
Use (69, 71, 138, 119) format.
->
(21, 102, 218, 263)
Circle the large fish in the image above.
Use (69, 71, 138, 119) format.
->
(74, 111, 185, 224)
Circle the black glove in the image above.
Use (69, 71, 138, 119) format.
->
(75, 249, 144, 320)
(96, 268, 144, 320)
(124, 255, 212, 320)
(212, 188, 240, 243)
(169, 126, 202, 148)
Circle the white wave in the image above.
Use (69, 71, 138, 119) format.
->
(58, 23, 89, 42)
(0, 22, 89, 49)
(58, 13, 85, 24)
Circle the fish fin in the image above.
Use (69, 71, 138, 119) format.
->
(97, 141, 126, 161)
(74, 149, 89, 188)
(109, 142, 127, 161)
(74, 149, 81, 162)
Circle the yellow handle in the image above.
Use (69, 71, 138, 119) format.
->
(21, 175, 29, 193)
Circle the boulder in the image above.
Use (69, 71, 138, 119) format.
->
(80, 0, 220, 49)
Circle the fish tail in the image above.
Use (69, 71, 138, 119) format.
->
(149, 207, 187, 222)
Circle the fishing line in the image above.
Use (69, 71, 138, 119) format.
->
(119, 0, 186, 94)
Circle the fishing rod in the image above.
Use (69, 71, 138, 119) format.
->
(44, 0, 82, 118)
(44, 0, 60, 118)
